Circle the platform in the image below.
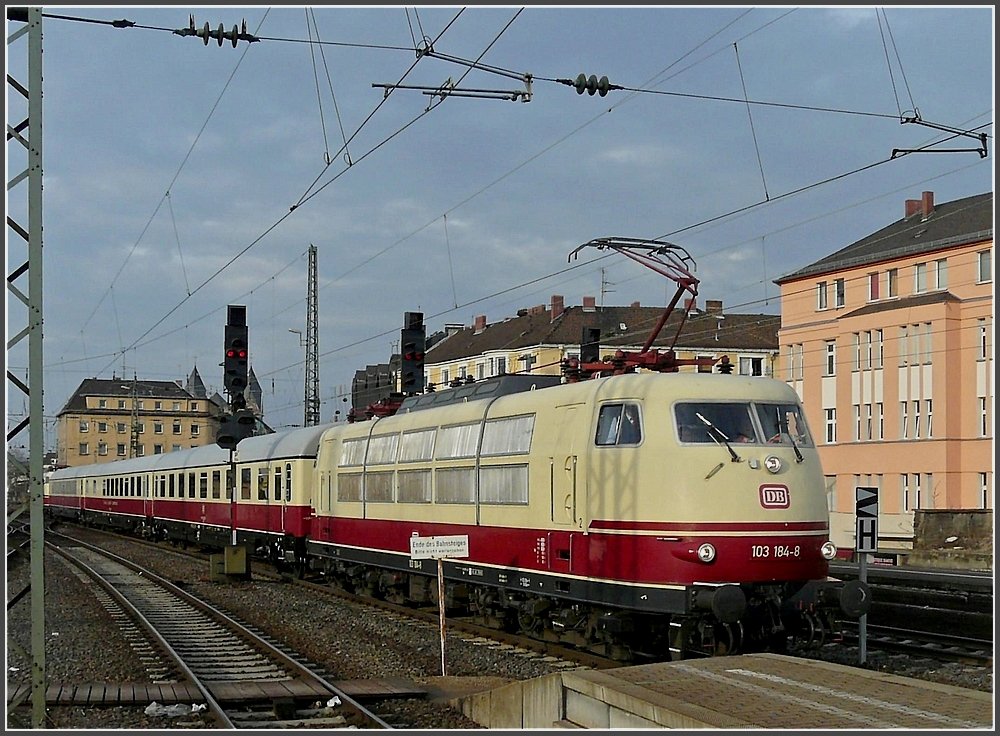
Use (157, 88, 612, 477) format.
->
(454, 653, 993, 729)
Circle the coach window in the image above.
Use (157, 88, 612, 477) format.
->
(285, 464, 292, 502)
(274, 466, 282, 501)
(189, 472, 197, 498)
(178, 472, 186, 498)
(258, 467, 269, 500)
(199, 472, 208, 499)
(168, 474, 175, 498)
(212, 470, 221, 499)
(595, 403, 642, 446)
(241, 468, 252, 500)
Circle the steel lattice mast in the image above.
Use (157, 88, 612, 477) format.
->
(304, 244, 320, 426)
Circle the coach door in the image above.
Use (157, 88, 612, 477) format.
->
(551, 404, 583, 528)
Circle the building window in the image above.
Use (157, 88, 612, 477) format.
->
(852, 405, 860, 442)
(873, 329, 883, 368)
(697, 355, 713, 373)
(981, 397, 989, 437)
(864, 404, 872, 441)
(824, 408, 836, 443)
(925, 399, 933, 438)
(154, 444, 163, 455)
(887, 268, 898, 297)
(934, 258, 947, 289)
(868, 272, 879, 301)
(901, 474, 911, 512)
(173, 402, 181, 411)
(912, 399, 921, 439)
(898, 325, 909, 366)
(816, 281, 828, 310)
(117, 422, 126, 433)
(739, 357, 762, 376)
(876, 403, 884, 440)
(97, 442, 108, 456)
(118, 399, 127, 409)
(117, 444, 126, 457)
(191, 424, 200, 437)
(98, 422, 108, 433)
(476, 362, 486, 380)
(914, 262, 927, 293)
(137, 422, 145, 434)
(172, 444, 182, 453)
(977, 249, 992, 283)
(172, 422, 182, 434)
(981, 473, 992, 510)
(98, 398, 107, 408)
(440, 368, 450, 384)
(79, 420, 89, 433)
(190, 402, 199, 411)
(834, 278, 845, 308)
(900, 401, 908, 439)
(978, 319, 990, 360)
(824, 341, 836, 376)
(496, 357, 507, 375)
(137, 400, 144, 409)
(136, 445, 145, 457)
(79, 442, 89, 455)
(154, 401, 162, 410)
(921, 322, 932, 364)
(824, 476, 836, 513)
(154, 422, 163, 434)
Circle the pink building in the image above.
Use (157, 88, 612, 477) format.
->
(775, 191, 993, 554)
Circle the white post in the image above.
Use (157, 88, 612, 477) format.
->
(438, 557, 446, 676)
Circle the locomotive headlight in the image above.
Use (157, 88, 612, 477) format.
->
(763, 455, 783, 474)
(821, 541, 838, 560)
(697, 543, 716, 563)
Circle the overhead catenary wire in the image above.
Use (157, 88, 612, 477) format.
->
(35, 9, 990, 415)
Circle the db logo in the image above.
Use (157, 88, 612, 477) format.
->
(759, 485, 790, 509)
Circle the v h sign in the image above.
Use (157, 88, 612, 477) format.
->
(855, 486, 879, 554)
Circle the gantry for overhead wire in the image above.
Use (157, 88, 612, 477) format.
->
(6, 6, 47, 729)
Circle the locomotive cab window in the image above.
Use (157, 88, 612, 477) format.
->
(595, 403, 642, 446)
(675, 402, 756, 444)
(753, 403, 814, 446)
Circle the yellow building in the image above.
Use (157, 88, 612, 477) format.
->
(775, 191, 993, 553)
(425, 296, 781, 389)
(55, 368, 226, 467)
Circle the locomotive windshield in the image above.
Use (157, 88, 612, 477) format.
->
(675, 401, 814, 447)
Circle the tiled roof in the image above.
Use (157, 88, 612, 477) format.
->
(58, 378, 196, 415)
(426, 305, 779, 363)
(774, 192, 993, 284)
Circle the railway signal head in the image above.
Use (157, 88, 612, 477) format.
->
(215, 408, 255, 450)
(224, 306, 249, 407)
(400, 313, 426, 395)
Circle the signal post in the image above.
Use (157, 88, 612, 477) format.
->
(213, 305, 255, 580)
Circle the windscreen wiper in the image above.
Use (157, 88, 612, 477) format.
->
(776, 409, 804, 463)
(695, 412, 740, 462)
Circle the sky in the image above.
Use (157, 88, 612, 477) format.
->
(4, 4, 994, 446)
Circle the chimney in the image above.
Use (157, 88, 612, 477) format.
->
(684, 297, 697, 313)
(516, 308, 528, 317)
(473, 315, 487, 334)
(630, 301, 640, 308)
(921, 191, 934, 220)
(582, 296, 597, 312)
(905, 198, 922, 218)
(705, 299, 723, 315)
(551, 295, 565, 322)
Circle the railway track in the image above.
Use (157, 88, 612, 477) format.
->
(45, 531, 393, 729)
(839, 622, 993, 665)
